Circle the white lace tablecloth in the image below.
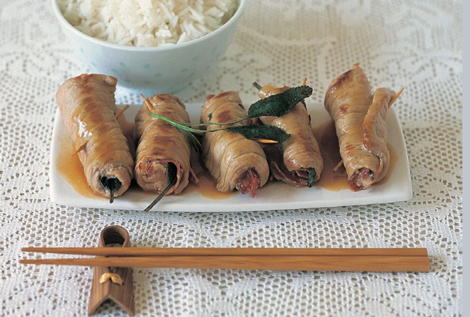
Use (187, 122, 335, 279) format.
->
(0, 0, 463, 316)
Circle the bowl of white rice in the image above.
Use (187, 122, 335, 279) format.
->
(52, 0, 246, 94)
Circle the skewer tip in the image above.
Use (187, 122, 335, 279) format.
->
(141, 94, 153, 111)
(143, 164, 178, 211)
(332, 160, 343, 173)
(389, 87, 405, 108)
(255, 138, 278, 144)
(252, 82, 262, 90)
(72, 142, 88, 156)
(115, 104, 130, 119)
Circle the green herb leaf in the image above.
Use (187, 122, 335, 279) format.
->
(247, 85, 313, 118)
(226, 125, 291, 143)
(100, 177, 121, 204)
(307, 167, 316, 188)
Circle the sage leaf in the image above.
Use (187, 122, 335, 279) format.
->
(247, 85, 313, 118)
(226, 125, 291, 143)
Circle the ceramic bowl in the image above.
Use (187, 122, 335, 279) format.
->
(51, 0, 246, 94)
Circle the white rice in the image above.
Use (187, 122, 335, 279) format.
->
(58, 0, 237, 47)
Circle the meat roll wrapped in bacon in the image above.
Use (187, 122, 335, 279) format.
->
(56, 74, 134, 202)
(255, 83, 323, 187)
(200, 91, 270, 196)
(324, 63, 398, 190)
(134, 94, 194, 195)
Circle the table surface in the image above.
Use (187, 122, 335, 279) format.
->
(0, 0, 463, 316)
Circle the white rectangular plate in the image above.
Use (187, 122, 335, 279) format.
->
(50, 103, 412, 212)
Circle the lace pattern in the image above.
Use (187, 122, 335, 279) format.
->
(0, 0, 462, 316)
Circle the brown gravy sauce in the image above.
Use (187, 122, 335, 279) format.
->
(57, 112, 397, 201)
(56, 133, 99, 199)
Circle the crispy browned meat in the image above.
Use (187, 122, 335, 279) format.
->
(324, 64, 396, 190)
(56, 74, 134, 199)
(257, 84, 323, 187)
(134, 94, 193, 195)
(200, 91, 269, 195)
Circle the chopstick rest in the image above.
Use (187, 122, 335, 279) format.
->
(88, 225, 135, 316)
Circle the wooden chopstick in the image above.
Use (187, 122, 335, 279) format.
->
(20, 247, 430, 272)
(19, 255, 430, 272)
(21, 247, 429, 257)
